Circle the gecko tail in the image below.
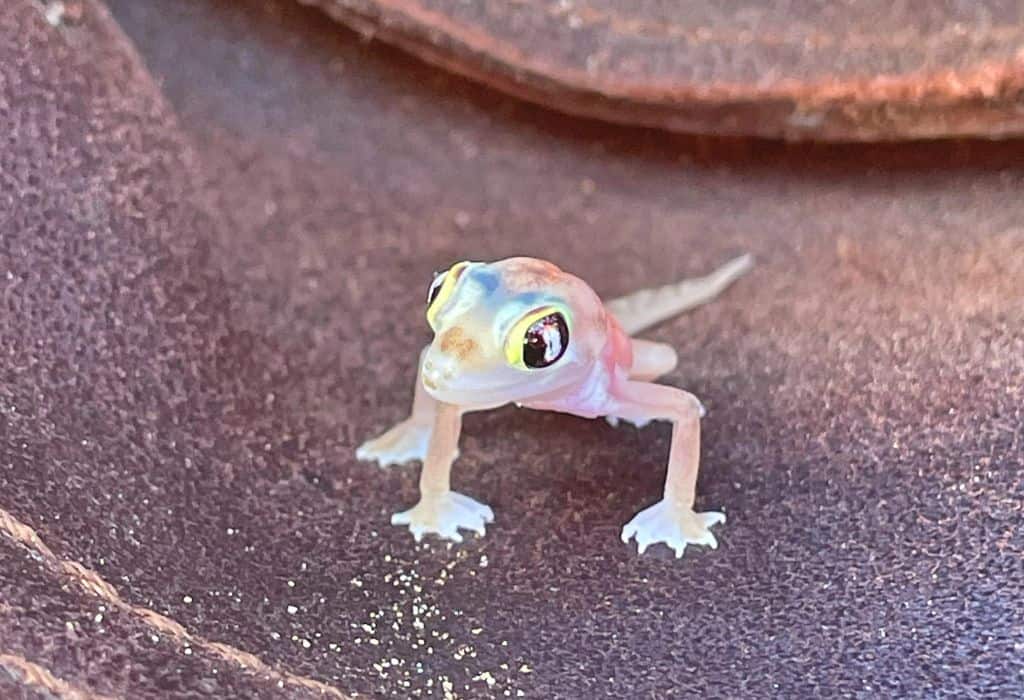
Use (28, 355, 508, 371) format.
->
(605, 253, 754, 336)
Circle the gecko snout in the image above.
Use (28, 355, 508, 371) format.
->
(421, 356, 456, 391)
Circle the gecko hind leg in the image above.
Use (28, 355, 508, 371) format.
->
(357, 346, 439, 467)
(356, 419, 434, 467)
(628, 339, 678, 382)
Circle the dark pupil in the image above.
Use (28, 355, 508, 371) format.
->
(427, 275, 444, 305)
(523, 313, 568, 368)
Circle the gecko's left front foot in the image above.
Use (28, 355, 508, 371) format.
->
(621, 499, 725, 558)
(391, 491, 494, 543)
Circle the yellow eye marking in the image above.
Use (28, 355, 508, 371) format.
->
(503, 305, 569, 369)
(426, 261, 470, 329)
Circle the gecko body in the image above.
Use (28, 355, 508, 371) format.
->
(357, 254, 752, 558)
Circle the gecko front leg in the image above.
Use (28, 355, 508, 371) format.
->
(390, 401, 494, 542)
(612, 381, 724, 557)
(356, 346, 440, 467)
(606, 339, 694, 429)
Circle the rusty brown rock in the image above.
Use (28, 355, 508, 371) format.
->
(300, 0, 1024, 140)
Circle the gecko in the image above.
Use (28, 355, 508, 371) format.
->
(357, 254, 753, 558)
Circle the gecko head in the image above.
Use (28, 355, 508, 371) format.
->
(420, 258, 606, 407)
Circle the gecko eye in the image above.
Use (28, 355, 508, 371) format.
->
(426, 261, 470, 329)
(426, 272, 446, 306)
(505, 306, 570, 369)
(523, 313, 569, 368)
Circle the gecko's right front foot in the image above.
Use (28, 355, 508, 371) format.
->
(391, 491, 494, 543)
(356, 419, 432, 467)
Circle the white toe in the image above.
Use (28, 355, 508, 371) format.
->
(621, 500, 726, 559)
(391, 491, 493, 544)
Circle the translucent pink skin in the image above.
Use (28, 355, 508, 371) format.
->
(357, 256, 752, 557)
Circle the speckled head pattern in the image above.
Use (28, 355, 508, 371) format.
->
(421, 258, 607, 407)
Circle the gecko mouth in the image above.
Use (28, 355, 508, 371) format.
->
(422, 377, 551, 408)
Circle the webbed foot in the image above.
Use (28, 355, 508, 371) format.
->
(391, 491, 494, 543)
(621, 499, 724, 558)
(356, 419, 433, 467)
